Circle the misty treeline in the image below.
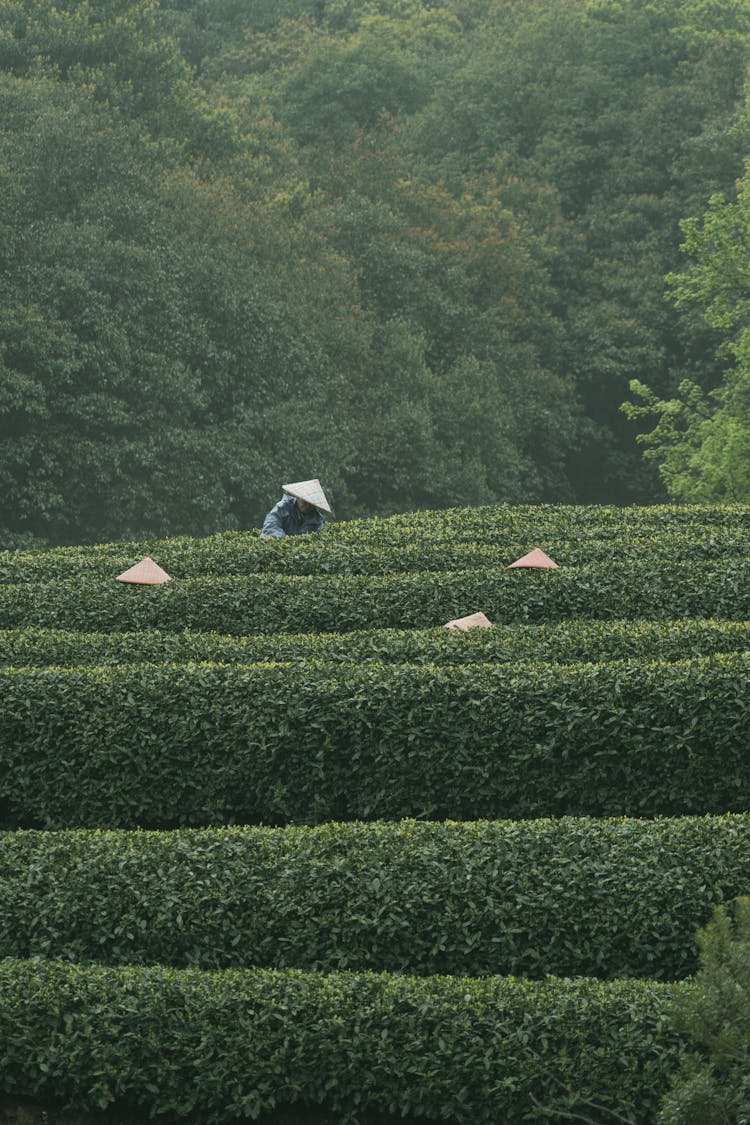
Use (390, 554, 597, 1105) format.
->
(2, 0, 750, 545)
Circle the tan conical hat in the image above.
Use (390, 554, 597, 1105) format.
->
(507, 548, 559, 569)
(115, 557, 172, 585)
(282, 478, 332, 515)
(443, 611, 493, 631)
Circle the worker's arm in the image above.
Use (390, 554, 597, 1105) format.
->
(261, 500, 288, 538)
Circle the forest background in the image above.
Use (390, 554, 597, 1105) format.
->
(2, 0, 750, 546)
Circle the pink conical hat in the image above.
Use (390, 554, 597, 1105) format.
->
(115, 557, 172, 585)
(443, 611, 493, 631)
(282, 478, 332, 514)
(507, 548, 559, 569)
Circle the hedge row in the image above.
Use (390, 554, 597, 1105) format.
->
(3, 654, 750, 828)
(0, 958, 682, 1123)
(331, 502, 750, 541)
(3, 501, 745, 565)
(1, 816, 746, 980)
(1, 527, 747, 582)
(1, 558, 749, 634)
(4, 616, 750, 668)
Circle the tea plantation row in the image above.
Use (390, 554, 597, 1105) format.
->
(1, 527, 748, 582)
(1, 557, 749, 634)
(3, 615, 750, 667)
(2, 501, 746, 580)
(0, 958, 678, 1124)
(0, 816, 745, 980)
(0, 502, 748, 588)
(2, 653, 750, 829)
(2, 503, 748, 1123)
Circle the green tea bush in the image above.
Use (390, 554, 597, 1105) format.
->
(0, 958, 682, 1123)
(1, 502, 745, 1123)
(0, 506, 746, 581)
(1, 501, 743, 570)
(0, 529, 746, 584)
(330, 504, 750, 542)
(0, 557, 748, 634)
(3, 616, 750, 668)
(2, 654, 750, 828)
(1, 816, 748, 980)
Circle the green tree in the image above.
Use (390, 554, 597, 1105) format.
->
(407, 0, 750, 500)
(623, 170, 750, 501)
(659, 897, 750, 1124)
(305, 120, 579, 507)
(273, 8, 461, 145)
(5, 0, 750, 527)
(0, 0, 239, 158)
(189, 0, 750, 507)
(0, 73, 368, 541)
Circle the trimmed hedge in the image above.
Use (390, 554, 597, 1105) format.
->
(1, 816, 748, 980)
(1, 558, 749, 634)
(331, 502, 750, 540)
(0, 958, 682, 1123)
(2, 500, 747, 570)
(2, 654, 750, 828)
(1, 527, 749, 583)
(3, 616, 750, 668)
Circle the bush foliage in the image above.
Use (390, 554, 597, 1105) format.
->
(0, 958, 682, 1124)
(0, 816, 748, 981)
(2, 502, 749, 1121)
(659, 897, 750, 1123)
(2, 654, 750, 828)
(2, 503, 749, 581)
(4, 616, 750, 669)
(1, 557, 749, 635)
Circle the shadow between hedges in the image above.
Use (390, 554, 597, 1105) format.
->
(0, 1099, 447, 1125)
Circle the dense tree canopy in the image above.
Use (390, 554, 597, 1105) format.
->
(624, 166, 750, 501)
(1, 0, 749, 542)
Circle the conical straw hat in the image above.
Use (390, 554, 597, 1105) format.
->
(282, 478, 332, 514)
(115, 557, 172, 585)
(443, 611, 493, 631)
(507, 548, 558, 569)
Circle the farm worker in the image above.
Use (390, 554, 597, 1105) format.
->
(261, 478, 332, 538)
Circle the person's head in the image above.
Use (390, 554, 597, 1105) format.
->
(283, 479, 331, 517)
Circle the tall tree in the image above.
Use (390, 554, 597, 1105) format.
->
(407, 0, 750, 500)
(0, 72, 369, 541)
(623, 164, 750, 501)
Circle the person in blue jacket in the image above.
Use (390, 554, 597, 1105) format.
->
(261, 478, 332, 538)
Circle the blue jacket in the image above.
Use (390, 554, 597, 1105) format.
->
(261, 493, 325, 538)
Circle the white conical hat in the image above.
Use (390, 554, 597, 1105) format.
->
(282, 478, 332, 514)
(115, 557, 172, 585)
(443, 611, 493, 631)
(507, 548, 559, 570)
